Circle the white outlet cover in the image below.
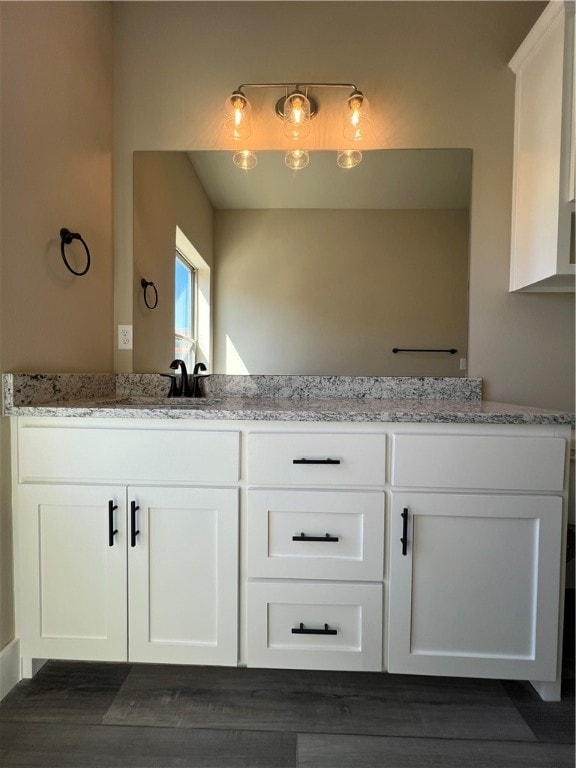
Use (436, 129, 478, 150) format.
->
(118, 325, 133, 350)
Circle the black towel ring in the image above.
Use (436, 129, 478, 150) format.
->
(141, 278, 159, 309)
(60, 228, 91, 276)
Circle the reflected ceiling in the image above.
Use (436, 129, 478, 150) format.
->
(188, 149, 472, 210)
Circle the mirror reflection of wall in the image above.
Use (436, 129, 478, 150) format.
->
(133, 150, 471, 376)
(134, 152, 214, 372)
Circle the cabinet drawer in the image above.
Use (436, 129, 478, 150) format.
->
(247, 490, 384, 581)
(392, 434, 566, 491)
(247, 581, 383, 671)
(18, 426, 240, 484)
(247, 432, 387, 487)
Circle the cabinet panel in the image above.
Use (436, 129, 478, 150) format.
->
(248, 432, 386, 487)
(18, 485, 127, 662)
(509, 1, 575, 291)
(18, 425, 240, 484)
(247, 489, 384, 581)
(247, 581, 382, 671)
(128, 486, 238, 666)
(388, 493, 563, 680)
(392, 434, 565, 491)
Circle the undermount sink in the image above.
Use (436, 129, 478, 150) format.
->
(91, 396, 222, 408)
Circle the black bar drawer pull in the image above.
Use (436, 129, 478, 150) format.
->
(400, 508, 408, 556)
(130, 501, 140, 548)
(292, 532, 339, 542)
(108, 501, 118, 547)
(293, 458, 341, 465)
(292, 622, 337, 636)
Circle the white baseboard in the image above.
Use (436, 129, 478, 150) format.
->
(0, 637, 20, 700)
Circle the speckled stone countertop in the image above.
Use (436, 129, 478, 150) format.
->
(4, 395, 574, 424)
(2, 374, 574, 425)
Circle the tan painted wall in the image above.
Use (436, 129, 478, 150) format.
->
(133, 152, 214, 372)
(114, 1, 574, 410)
(0, 1, 114, 373)
(0, 2, 114, 651)
(215, 209, 469, 376)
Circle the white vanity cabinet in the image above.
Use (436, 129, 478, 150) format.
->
(245, 431, 386, 671)
(11, 413, 570, 700)
(15, 420, 240, 672)
(387, 431, 566, 690)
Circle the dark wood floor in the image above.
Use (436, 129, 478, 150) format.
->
(0, 651, 573, 768)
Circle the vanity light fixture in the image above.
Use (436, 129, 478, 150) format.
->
(224, 90, 252, 140)
(281, 88, 315, 141)
(224, 82, 370, 170)
(343, 89, 371, 142)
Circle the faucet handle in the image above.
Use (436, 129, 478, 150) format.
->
(190, 362, 209, 397)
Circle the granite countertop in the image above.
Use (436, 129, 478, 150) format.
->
(4, 394, 574, 425)
(3, 373, 573, 425)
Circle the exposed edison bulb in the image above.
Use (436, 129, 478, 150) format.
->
(232, 150, 257, 170)
(343, 90, 371, 142)
(337, 149, 362, 169)
(224, 91, 251, 140)
(285, 149, 310, 170)
(283, 91, 312, 140)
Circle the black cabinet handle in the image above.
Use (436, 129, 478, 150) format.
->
(291, 622, 337, 636)
(293, 458, 341, 465)
(400, 508, 408, 556)
(130, 501, 140, 548)
(292, 532, 339, 542)
(108, 501, 118, 547)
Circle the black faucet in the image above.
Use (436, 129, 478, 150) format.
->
(164, 360, 208, 397)
(169, 359, 191, 397)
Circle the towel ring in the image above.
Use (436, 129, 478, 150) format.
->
(60, 228, 91, 276)
(141, 278, 159, 309)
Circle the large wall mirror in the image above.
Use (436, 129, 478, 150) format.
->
(133, 149, 471, 376)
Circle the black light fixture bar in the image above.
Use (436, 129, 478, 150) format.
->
(234, 82, 360, 91)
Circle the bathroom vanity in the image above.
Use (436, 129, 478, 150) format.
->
(5, 374, 573, 701)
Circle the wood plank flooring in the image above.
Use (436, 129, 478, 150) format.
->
(0, 658, 573, 767)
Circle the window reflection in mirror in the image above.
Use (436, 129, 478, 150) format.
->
(175, 252, 196, 367)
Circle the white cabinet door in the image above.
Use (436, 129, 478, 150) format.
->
(128, 486, 238, 665)
(388, 493, 563, 681)
(18, 485, 127, 662)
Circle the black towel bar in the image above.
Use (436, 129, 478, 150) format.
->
(392, 347, 457, 354)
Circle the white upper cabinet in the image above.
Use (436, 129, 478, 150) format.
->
(509, 1, 575, 291)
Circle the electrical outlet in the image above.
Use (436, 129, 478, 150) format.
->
(118, 325, 133, 350)
(459, 357, 467, 371)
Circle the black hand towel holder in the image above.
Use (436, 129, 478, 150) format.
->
(141, 278, 159, 309)
(59, 228, 91, 276)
